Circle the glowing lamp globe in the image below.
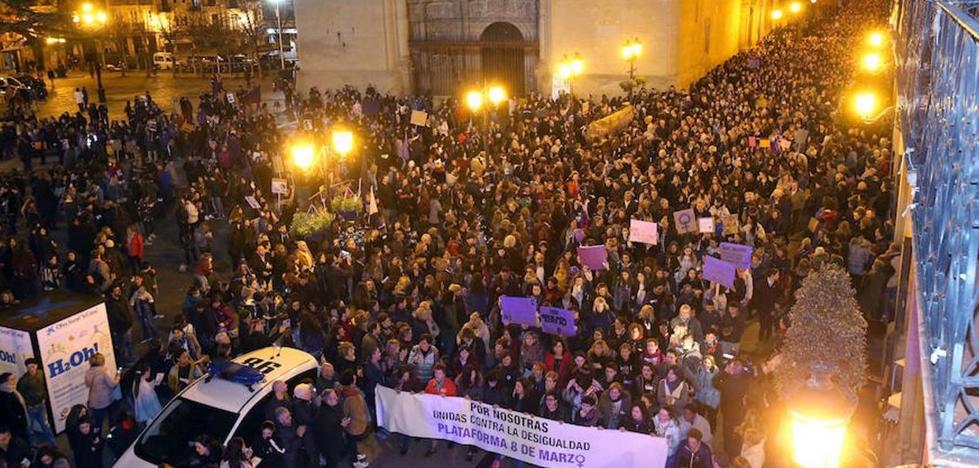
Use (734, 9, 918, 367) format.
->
(786, 365, 855, 468)
(465, 90, 483, 112)
(332, 130, 354, 157)
(291, 144, 316, 172)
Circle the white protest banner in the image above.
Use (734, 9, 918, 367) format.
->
(38, 303, 116, 433)
(629, 219, 658, 245)
(0, 326, 36, 377)
(698, 217, 715, 234)
(244, 195, 261, 210)
(271, 178, 289, 195)
(376, 386, 667, 468)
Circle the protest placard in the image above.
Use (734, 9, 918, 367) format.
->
(748, 136, 757, 147)
(577, 245, 608, 270)
(719, 242, 754, 269)
(540, 307, 577, 337)
(704, 255, 737, 288)
(629, 219, 658, 245)
(500, 296, 538, 326)
(759, 138, 771, 148)
(410, 110, 429, 126)
(244, 195, 261, 210)
(722, 214, 740, 235)
(271, 178, 288, 195)
(698, 217, 715, 234)
(673, 208, 697, 234)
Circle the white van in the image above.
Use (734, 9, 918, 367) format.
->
(152, 52, 175, 70)
(114, 347, 319, 467)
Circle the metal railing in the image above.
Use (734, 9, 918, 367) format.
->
(896, 0, 979, 453)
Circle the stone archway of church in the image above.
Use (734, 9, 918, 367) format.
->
(480, 22, 526, 95)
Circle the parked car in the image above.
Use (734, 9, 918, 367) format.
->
(153, 52, 177, 70)
(114, 347, 319, 467)
(12, 74, 47, 99)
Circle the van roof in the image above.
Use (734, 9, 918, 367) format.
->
(180, 347, 317, 413)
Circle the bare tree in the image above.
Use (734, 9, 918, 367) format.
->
(228, 0, 265, 79)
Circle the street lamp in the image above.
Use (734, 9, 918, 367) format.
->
(331, 129, 354, 159)
(867, 31, 886, 48)
(73, 2, 109, 103)
(771, 8, 784, 21)
(290, 141, 317, 173)
(268, 0, 286, 70)
(786, 364, 856, 468)
(556, 53, 584, 94)
(487, 85, 506, 107)
(860, 52, 883, 74)
(621, 37, 642, 80)
(465, 90, 483, 113)
(852, 91, 878, 121)
(789, 2, 803, 14)
(464, 85, 508, 150)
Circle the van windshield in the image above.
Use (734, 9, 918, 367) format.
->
(133, 397, 237, 465)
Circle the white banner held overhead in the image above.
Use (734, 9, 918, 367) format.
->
(0, 326, 36, 377)
(375, 386, 667, 468)
(37, 303, 116, 433)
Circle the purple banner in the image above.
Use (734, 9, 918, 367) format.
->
(500, 296, 538, 326)
(577, 245, 608, 270)
(703, 256, 737, 288)
(718, 242, 753, 269)
(540, 307, 577, 337)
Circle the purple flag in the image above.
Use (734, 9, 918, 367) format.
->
(719, 242, 754, 269)
(540, 306, 577, 337)
(577, 245, 608, 270)
(500, 296, 538, 326)
(703, 256, 737, 288)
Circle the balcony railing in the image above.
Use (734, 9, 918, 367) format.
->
(895, 0, 979, 457)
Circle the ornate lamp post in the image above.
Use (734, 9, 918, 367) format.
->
(73, 2, 109, 103)
(786, 364, 856, 468)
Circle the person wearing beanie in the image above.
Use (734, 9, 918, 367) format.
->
(18, 357, 54, 446)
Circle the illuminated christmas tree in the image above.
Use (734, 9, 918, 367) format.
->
(777, 263, 868, 395)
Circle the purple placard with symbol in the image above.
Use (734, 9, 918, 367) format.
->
(703, 256, 737, 288)
(718, 242, 754, 269)
(577, 245, 608, 270)
(540, 306, 577, 337)
(500, 296, 538, 326)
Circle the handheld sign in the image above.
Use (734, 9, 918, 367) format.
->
(271, 178, 288, 195)
(577, 245, 608, 270)
(410, 110, 428, 126)
(629, 219, 658, 245)
(698, 217, 715, 234)
(719, 242, 753, 269)
(540, 307, 577, 337)
(722, 215, 740, 235)
(703, 256, 737, 288)
(499, 296, 537, 327)
(244, 195, 261, 210)
(673, 208, 697, 234)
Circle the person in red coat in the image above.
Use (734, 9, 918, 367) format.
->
(544, 339, 573, 386)
(125, 224, 145, 275)
(423, 364, 457, 456)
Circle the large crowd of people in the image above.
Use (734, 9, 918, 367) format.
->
(0, 1, 896, 467)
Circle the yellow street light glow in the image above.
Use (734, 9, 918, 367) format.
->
(95, 11, 107, 23)
(465, 90, 483, 112)
(868, 31, 885, 47)
(487, 86, 506, 106)
(571, 57, 584, 75)
(621, 44, 633, 59)
(45, 37, 66, 44)
(789, 2, 803, 13)
(81, 2, 93, 12)
(771, 9, 784, 20)
(291, 143, 316, 172)
(556, 62, 572, 79)
(81, 13, 94, 24)
(622, 40, 642, 60)
(791, 413, 847, 468)
(861, 52, 883, 73)
(332, 130, 354, 157)
(853, 91, 877, 119)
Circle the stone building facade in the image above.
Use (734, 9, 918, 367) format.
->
(296, 0, 786, 97)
